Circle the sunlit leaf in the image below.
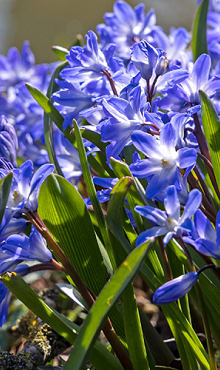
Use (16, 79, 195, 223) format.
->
(192, 0, 209, 61)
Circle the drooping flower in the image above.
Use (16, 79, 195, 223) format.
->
(135, 185, 202, 246)
(153, 271, 198, 304)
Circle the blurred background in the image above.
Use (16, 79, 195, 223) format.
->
(0, 0, 198, 63)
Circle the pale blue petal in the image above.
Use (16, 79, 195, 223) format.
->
(177, 147, 197, 168)
(136, 226, 167, 246)
(180, 189, 202, 223)
(164, 185, 180, 220)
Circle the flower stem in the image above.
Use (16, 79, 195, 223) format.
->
(27, 211, 134, 370)
(158, 237, 173, 281)
(194, 281, 217, 370)
(102, 69, 118, 96)
(180, 238, 217, 370)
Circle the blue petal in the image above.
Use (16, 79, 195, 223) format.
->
(131, 130, 161, 157)
(180, 189, 202, 223)
(164, 185, 180, 220)
(191, 54, 211, 91)
(136, 226, 167, 246)
(177, 147, 197, 168)
(194, 209, 216, 240)
(153, 272, 198, 304)
(135, 205, 167, 225)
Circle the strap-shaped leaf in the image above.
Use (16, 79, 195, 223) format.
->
(200, 90, 220, 194)
(64, 240, 151, 370)
(44, 61, 69, 176)
(73, 120, 116, 271)
(0, 272, 123, 370)
(0, 172, 13, 225)
(192, 0, 209, 61)
(38, 173, 126, 340)
(38, 173, 107, 296)
(107, 177, 150, 369)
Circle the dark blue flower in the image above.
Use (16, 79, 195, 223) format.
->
(153, 271, 198, 304)
(59, 30, 128, 97)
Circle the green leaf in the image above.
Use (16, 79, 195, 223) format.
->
(0, 172, 13, 225)
(80, 127, 107, 153)
(44, 61, 69, 177)
(192, 0, 209, 61)
(38, 173, 126, 342)
(123, 284, 150, 370)
(73, 120, 116, 271)
(200, 90, 220, 193)
(105, 218, 174, 367)
(64, 240, 151, 370)
(56, 283, 89, 310)
(110, 158, 153, 233)
(107, 177, 150, 370)
(51, 45, 69, 60)
(38, 173, 107, 296)
(1, 272, 123, 370)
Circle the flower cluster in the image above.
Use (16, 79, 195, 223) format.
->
(1, 0, 220, 329)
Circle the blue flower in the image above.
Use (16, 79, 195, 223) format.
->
(87, 177, 118, 205)
(130, 123, 197, 199)
(99, 84, 163, 161)
(0, 158, 14, 170)
(2, 227, 52, 264)
(0, 41, 49, 92)
(157, 54, 220, 112)
(0, 208, 27, 244)
(59, 30, 128, 97)
(135, 185, 202, 246)
(183, 209, 220, 259)
(2, 160, 54, 213)
(96, 0, 167, 59)
(153, 271, 198, 304)
(52, 80, 97, 130)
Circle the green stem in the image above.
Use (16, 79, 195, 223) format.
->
(180, 238, 217, 370)
(27, 211, 133, 370)
(194, 282, 217, 370)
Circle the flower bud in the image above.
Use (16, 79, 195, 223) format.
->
(130, 40, 158, 80)
(153, 271, 198, 304)
(0, 115, 17, 167)
(155, 54, 169, 76)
